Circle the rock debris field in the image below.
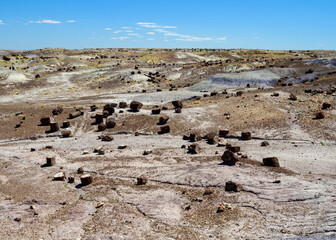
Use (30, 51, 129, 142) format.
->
(0, 48, 335, 239)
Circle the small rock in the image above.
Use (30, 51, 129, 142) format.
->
(315, 112, 325, 119)
(221, 150, 238, 165)
(175, 108, 182, 113)
(130, 101, 143, 112)
(241, 132, 251, 140)
(77, 167, 84, 174)
(53, 172, 66, 181)
(14, 217, 21, 222)
(263, 157, 280, 167)
(261, 141, 269, 146)
(98, 123, 106, 131)
(62, 121, 70, 128)
(172, 100, 183, 109)
(187, 144, 198, 154)
(96, 202, 104, 208)
(217, 203, 232, 213)
(49, 122, 59, 132)
(80, 174, 93, 186)
(46, 156, 56, 166)
(61, 130, 71, 137)
(137, 176, 147, 185)
(152, 108, 161, 114)
(68, 177, 75, 183)
(119, 102, 128, 108)
(160, 125, 170, 133)
(143, 150, 152, 155)
(203, 188, 214, 195)
(322, 102, 331, 109)
(225, 181, 243, 192)
(118, 145, 127, 149)
(228, 146, 240, 153)
(101, 135, 113, 141)
(159, 114, 169, 124)
(219, 129, 229, 137)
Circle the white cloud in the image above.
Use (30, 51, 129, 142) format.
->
(0, 20, 4, 25)
(216, 37, 227, 41)
(146, 38, 155, 40)
(164, 32, 180, 36)
(137, 22, 177, 29)
(124, 30, 133, 32)
(128, 33, 139, 36)
(29, 19, 61, 24)
(111, 36, 130, 40)
(113, 30, 121, 33)
(146, 32, 155, 35)
(176, 37, 213, 42)
(66, 20, 76, 23)
(121, 27, 131, 29)
(105, 28, 112, 30)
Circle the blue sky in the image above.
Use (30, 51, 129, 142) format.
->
(0, 0, 335, 50)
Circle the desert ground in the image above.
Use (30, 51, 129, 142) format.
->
(0, 48, 335, 240)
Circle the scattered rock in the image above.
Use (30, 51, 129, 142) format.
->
(118, 145, 127, 149)
(130, 101, 143, 112)
(219, 129, 229, 137)
(68, 177, 75, 183)
(228, 146, 240, 153)
(69, 111, 82, 119)
(189, 132, 202, 142)
(137, 176, 147, 185)
(98, 123, 106, 131)
(40, 116, 54, 126)
(175, 108, 182, 113)
(101, 135, 113, 141)
(49, 122, 59, 132)
(90, 105, 98, 111)
(106, 118, 116, 128)
(62, 121, 70, 128)
(225, 181, 243, 192)
(203, 188, 214, 195)
(217, 203, 232, 213)
(159, 114, 169, 124)
(143, 150, 152, 155)
(205, 132, 217, 144)
(77, 167, 84, 174)
(46, 156, 56, 166)
(172, 100, 183, 109)
(160, 125, 170, 133)
(96, 202, 104, 208)
(119, 102, 128, 108)
(322, 102, 331, 109)
(241, 132, 251, 140)
(187, 144, 198, 154)
(53, 172, 66, 181)
(152, 108, 161, 114)
(261, 141, 269, 146)
(52, 106, 63, 115)
(95, 113, 104, 124)
(221, 150, 238, 165)
(315, 112, 325, 119)
(263, 157, 280, 167)
(61, 130, 71, 137)
(80, 174, 93, 186)
(289, 93, 297, 101)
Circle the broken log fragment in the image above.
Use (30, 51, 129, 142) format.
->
(263, 157, 280, 167)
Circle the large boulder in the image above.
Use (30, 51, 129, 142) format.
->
(160, 125, 170, 134)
